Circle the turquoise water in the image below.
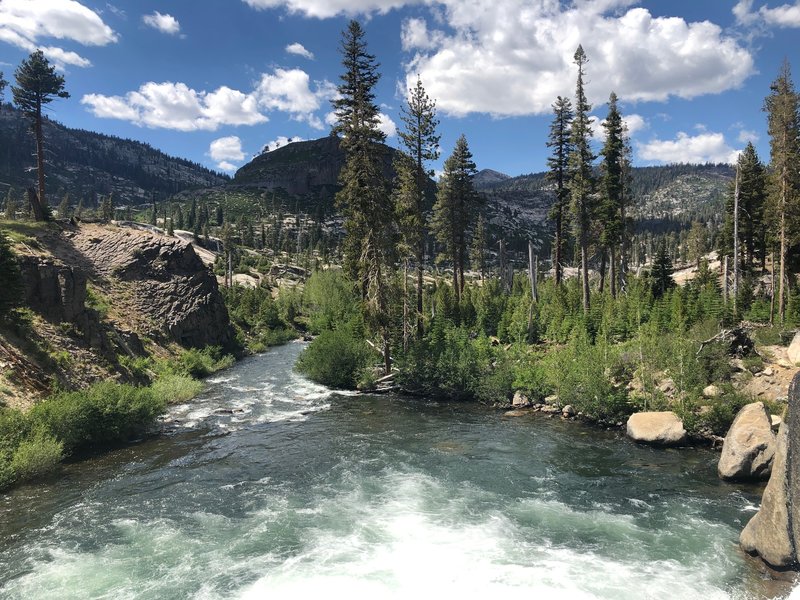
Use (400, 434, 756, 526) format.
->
(0, 342, 789, 598)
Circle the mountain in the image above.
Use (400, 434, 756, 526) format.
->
(0, 105, 229, 207)
(474, 169, 512, 188)
(476, 163, 734, 253)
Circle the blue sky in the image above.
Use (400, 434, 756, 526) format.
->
(1, 0, 799, 177)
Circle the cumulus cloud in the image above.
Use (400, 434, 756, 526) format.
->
(255, 68, 336, 128)
(377, 113, 397, 138)
(142, 11, 181, 35)
(209, 136, 246, 162)
(242, 0, 421, 18)
(286, 42, 314, 59)
(82, 65, 337, 131)
(0, 0, 117, 67)
(403, 2, 755, 117)
(81, 81, 267, 131)
(734, 0, 800, 27)
(263, 135, 305, 152)
(638, 130, 740, 165)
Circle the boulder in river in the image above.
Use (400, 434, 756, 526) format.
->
(740, 372, 800, 570)
(717, 402, 775, 481)
(626, 411, 687, 446)
(512, 391, 530, 408)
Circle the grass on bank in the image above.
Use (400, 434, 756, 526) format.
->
(0, 345, 234, 491)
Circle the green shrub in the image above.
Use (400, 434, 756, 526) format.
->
(30, 381, 166, 451)
(176, 347, 234, 378)
(303, 269, 361, 334)
(10, 431, 63, 481)
(151, 374, 204, 404)
(296, 329, 371, 389)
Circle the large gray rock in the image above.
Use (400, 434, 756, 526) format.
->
(626, 411, 687, 446)
(718, 402, 776, 481)
(740, 372, 800, 570)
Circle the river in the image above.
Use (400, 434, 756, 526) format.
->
(0, 342, 792, 599)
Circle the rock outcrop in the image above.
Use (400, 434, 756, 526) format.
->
(717, 402, 775, 481)
(626, 411, 687, 446)
(18, 257, 87, 322)
(67, 225, 233, 349)
(740, 372, 800, 570)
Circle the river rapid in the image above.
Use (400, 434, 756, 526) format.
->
(0, 342, 794, 599)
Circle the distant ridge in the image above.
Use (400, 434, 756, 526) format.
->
(0, 104, 229, 206)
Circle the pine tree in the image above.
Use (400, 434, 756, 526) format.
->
(188, 198, 197, 229)
(57, 193, 70, 219)
(546, 96, 573, 286)
(216, 204, 224, 226)
(651, 242, 675, 298)
(567, 45, 596, 314)
(721, 143, 767, 272)
(764, 60, 800, 324)
(471, 213, 487, 282)
(397, 76, 439, 337)
(333, 20, 395, 374)
(75, 198, 83, 219)
(432, 134, 480, 301)
(4, 188, 16, 220)
(100, 193, 114, 222)
(687, 221, 708, 269)
(599, 92, 629, 297)
(166, 203, 174, 236)
(12, 51, 69, 217)
(151, 197, 158, 226)
(175, 204, 184, 229)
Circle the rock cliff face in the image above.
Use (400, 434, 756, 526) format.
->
(62, 224, 234, 349)
(740, 372, 800, 570)
(18, 257, 87, 323)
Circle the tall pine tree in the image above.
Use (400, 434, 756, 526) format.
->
(764, 60, 800, 323)
(546, 96, 573, 286)
(599, 92, 630, 298)
(333, 20, 395, 374)
(397, 76, 439, 337)
(12, 51, 69, 217)
(567, 45, 596, 313)
(432, 134, 480, 301)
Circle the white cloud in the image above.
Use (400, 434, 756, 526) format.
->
(209, 136, 246, 162)
(623, 113, 647, 136)
(734, 0, 800, 27)
(737, 128, 759, 143)
(81, 81, 267, 131)
(0, 0, 117, 67)
(377, 113, 397, 138)
(255, 68, 335, 128)
(217, 161, 238, 172)
(142, 11, 181, 35)
(286, 42, 314, 60)
(242, 0, 421, 18)
(401, 17, 444, 51)
(638, 131, 740, 165)
(404, 1, 754, 117)
(263, 135, 304, 152)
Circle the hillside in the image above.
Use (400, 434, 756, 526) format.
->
(474, 163, 734, 253)
(0, 105, 229, 207)
(0, 220, 234, 408)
